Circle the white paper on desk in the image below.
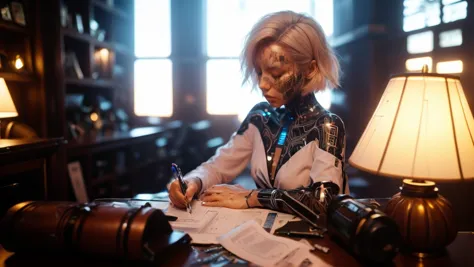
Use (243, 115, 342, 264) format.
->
(166, 201, 218, 231)
(67, 161, 88, 203)
(190, 208, 270, 244)
(128, 200, 170, 210)
(276, 247, 332, 267)
(217, 220, 315, 267)
(165, 201, 300, 245)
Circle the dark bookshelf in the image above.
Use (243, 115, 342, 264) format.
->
(57, 0, 142, 200)
(1, 0, 160, 201)
(34, 0, 157, 200)
(0, 0, 47, 138)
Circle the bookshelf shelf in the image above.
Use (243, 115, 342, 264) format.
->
(62, 28, 94, 43)
(65, 78, 117, 89)
(0, 72, 35, 83)
(6, 0, 140, 201)
(61, 29, 134, 58)
(0, 21, 28, 34)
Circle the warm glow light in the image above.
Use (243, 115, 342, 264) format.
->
(14, 56, 24, 69)
(90, 112, 99, 122)
(94, 49, 110, 63)
(417, 204, 425, 213)
(99, 48, 109, 59)
(406, 57, 432, 72)
(436, 60, 463, 74)
(0, 78, 19, 118)
(349, 75, 474, 180)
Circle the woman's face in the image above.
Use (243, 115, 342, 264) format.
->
(255, 43, 304, 108)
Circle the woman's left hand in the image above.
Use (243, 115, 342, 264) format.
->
(200, 184, 251, 209)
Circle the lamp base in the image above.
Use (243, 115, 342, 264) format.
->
(385, 179, 457, 259)
(409, 249, 447, 259)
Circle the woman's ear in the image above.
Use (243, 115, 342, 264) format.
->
(306, 60, 318, 79)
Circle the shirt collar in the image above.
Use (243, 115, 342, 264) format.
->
(280, 93, 324, 118)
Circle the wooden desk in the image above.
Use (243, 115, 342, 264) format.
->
(0, 138, 64, 215)
(1, 232, 473, 266)
(0, 197, 471, 266)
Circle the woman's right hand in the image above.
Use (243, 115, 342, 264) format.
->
(168, 178, 200, 209)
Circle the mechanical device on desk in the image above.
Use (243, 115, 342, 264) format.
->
(261, 181, 401, 265)
(0, 201, 191, 262)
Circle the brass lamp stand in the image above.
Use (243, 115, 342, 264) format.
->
(385, 179, 457, 258)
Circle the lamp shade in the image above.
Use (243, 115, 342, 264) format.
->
(0, 78, 18, 119)
(349, 73, 474, 181)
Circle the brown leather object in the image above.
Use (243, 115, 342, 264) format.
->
(0, 201, 181, 261)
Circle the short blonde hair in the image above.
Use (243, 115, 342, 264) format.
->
(241, 11, 340, 93)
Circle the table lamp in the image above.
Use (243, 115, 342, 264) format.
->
(348, 67, 474, 258)
(0, 78, 19, 139)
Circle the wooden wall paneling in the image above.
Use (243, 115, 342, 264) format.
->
(38, 0, 67, 138)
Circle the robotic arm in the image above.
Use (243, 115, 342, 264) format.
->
(256, 181, 340, 229)
(257, 182, 401, 265)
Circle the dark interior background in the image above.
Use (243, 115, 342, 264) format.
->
(1, 0, 473, 230)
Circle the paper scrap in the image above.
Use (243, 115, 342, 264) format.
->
(217, 220, 318, 267)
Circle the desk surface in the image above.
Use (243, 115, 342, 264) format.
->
(0, 198, 471, 266)
(1, 232, 473, 266)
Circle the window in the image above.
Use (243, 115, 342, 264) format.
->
(442, 1, 467, 23)
(205, 0, 335, 120)
(403, 0, 441, 32)
(439, 29, 463, 47)
(134, 0, 172, 117)
(403, 0, 468, 32)
(405, 57, 433, 72)
(407, 30, 433, 54)
(436, 60, 463, 73)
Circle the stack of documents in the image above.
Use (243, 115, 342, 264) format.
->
(161, 201, 329, 266)
(165, 201, 274, 244)
(218, 220, 331, 267)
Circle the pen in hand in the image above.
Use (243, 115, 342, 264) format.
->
(171, 163, 192, 214)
